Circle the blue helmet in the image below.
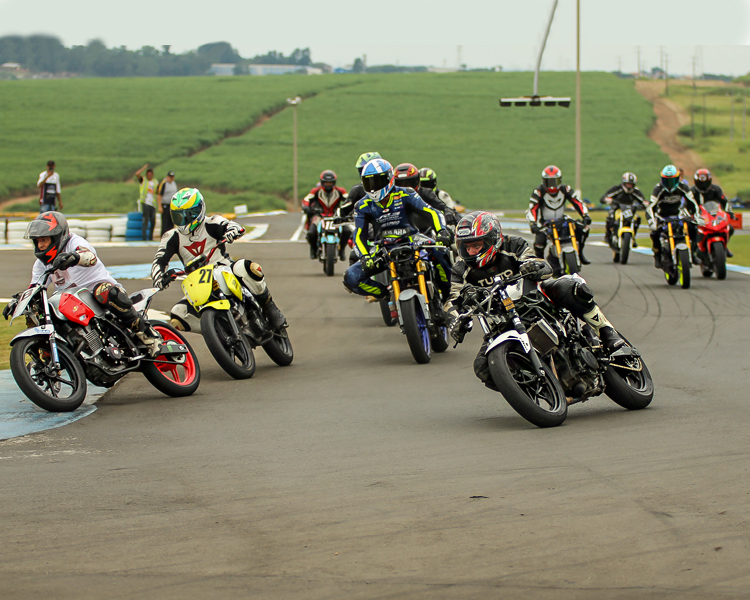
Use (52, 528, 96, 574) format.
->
(361, 158, 394, 203)
(661, 165, 680, 192)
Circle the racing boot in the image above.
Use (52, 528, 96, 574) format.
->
(727, 248, 734, 258)
(132, 315, 161, 357)
(578, 241, 591, 265)
(582, 306, 625, 353)
(652, 249, 662, 268)
(257, 289, 287, 330)
(309, 244, 317, 260)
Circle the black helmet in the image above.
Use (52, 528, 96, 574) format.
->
(320, 169, 337, 192)
(24, 211, 71, 265)
(419, 167, 437, 190)
(621, 172, 637, 193)
(455, 211, 503, 268)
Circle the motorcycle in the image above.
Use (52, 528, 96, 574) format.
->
(455, 273, 654, 428)
(7, 264, 200, 412)
(312, 211, 350, 277)
(608, 206, 639, 265)
(655, 214, 693, 289)
(697, 201, 729, 280)
(542, 216, 582, 277)
(169, 243, 293, 379)
(370, 234, 449, 364)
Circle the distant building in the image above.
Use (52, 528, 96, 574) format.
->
(1, 62, 21, 70)
(210, 63, 237, 76)
(247, 64, 323, 76)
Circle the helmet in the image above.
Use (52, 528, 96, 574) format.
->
(455, 211, 504, 268)
(355, 152, 381, 175)
(542, 165, 562, 194)
(320, 170, 337, 192)
(419, 167, 437, 190)
(361, 158, 394, 203)
(394, 163, 421, 190)
(660, 165, 680, 192)
(694, 168, 712, 193)
(24, 211, 70, 265)
(621, 172, 637, 193)
(171, 188, 206, 234)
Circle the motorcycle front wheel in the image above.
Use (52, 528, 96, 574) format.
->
(201, 309, 256, 379)
(401, 297, 432, 364)
(677, 248, 691, 289)
(619, 232, 632, 265)
(604, 348, 654, 410)
(142, 321, 201, 397)
(262, 328, 294, 366)
(10, 338, 87, 412)
(562, 251, 579, 276)
(488, 343, 567, 428)
(711, 241, 727, 280)
(324, 242, 336, 277)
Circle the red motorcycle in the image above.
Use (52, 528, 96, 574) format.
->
(697, 201, 729, 280)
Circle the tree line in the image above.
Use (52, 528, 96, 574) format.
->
(0, 36, 316, 77)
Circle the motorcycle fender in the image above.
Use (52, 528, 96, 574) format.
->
(397, 289, 430, 328)
(617, 226, 633, 238)
(706, 235, 726, 247)
(322, 234, 338, 245)
(485, 330, 532, 355)
(199, 299, 231, 312)
(10, 326, 65, 347)
(674, 242, 689, 251)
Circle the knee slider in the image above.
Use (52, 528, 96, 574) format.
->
(573, 281, 594, 304)
(232, 259, 267, 296)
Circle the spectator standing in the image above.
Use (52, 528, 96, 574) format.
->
(37, 160, 62, 213)
(157, 171, 178, 236)
(134, 164, 159, 241)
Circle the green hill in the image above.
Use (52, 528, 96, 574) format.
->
(1, 72, 669, 213)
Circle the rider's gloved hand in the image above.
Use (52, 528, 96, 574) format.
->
(154, 271, 173, 291)
(435, 229, 453, 246)
(52, 252, 80, 271)
(520, 260, 544, 279)
(224, 226, 246, 243)
(362, 253, 383, 271)
(695, 215, 706, 227)
(582, 215, 592, 226)
(449, 315, 472, 343)
(2, 293, 20, 320)
(530, 223, 541, 234)
(445, 210, 459, 226)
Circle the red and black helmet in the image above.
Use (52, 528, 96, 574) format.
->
(621, 172, 637, 193)
(541, 165, 562, 194)
(320, 170, 337, 192)
(394, 163, 421, 190)
(455, 211, 504, 268)
(24, 211, 71, 265)
(694, 168, 712, 193)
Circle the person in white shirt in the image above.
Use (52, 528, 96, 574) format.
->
(157, 170, 178, 236)
(37, 160, 62, 213)
(23, 211, 160, 355)
(134, 164, 159, 241)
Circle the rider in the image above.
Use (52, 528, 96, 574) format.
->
(445, 211, 625, 390)
(341, 151, 381, 219)
(527, 165, 592, 265)
(393, 163, 458, 227)
(343, 158, 453, 301)
(302, 170, 350, 260)
(647, 165, 701, 267)
(691, 168, 734, 257)
(4, 212, 160, 355)
(419, 167, 463, 212)
(601, 172, 647, 247)
(150, 188, 286, 333)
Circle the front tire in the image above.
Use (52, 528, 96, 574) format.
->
(142, 321, 201, 397)
(10, 338, 87, 412)
(262, 328, 294, 366)
(620, 232, 632, 265)
(604, 354, 654, 410)
(711, 241, 727, 280)
(677, 248, 691, 289)
(487, 343, 567, 428)
(401, 297, 431, 364)
(562, 250, 579, 275)
(201, 309, 256, 379)
(324, 243, 336, 277)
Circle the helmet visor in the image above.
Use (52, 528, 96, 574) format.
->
(171, 204, 203, 227)
(25, 219, 61, 239)
(396, 175, 420, 189)
(362, 171, 392, 194)
(543, 176, 562, 191)
(661, 174, 679, 191)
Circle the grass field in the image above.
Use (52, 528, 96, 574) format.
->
(1, 72, 669, 212)
(669, 82, 750, 199)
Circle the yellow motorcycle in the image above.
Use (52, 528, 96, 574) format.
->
(170, 246, 293, 379)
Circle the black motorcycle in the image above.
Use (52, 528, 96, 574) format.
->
(455, 273, 654, 427)
(542, 216, 583, 276)
(655, 215, 693, 289)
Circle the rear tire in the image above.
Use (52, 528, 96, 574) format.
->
(677, 248, 691, 289)
(201, 309, 256, 379)
(487, 343, 567, 428)
(711, 241, 727, 280)
(401, 297, 431, 364)
(324, 243, 335, 277)
(10, 338, 87, 412)
(142, 321, 201, 397)
(620, 232, 632, 265)
(262, 328, 294, 366)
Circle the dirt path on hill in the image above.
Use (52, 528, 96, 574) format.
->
(635, 80, 719, 185)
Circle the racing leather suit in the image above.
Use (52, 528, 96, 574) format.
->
(343, 186, 451, 300)
(302, 185, 351, 258)
(600, 185, 647, 244)
(445, 235, 621, 389)
(647, 183, 700, 260)
(151, 215, 284, 332)
(526, 184, 591, 259)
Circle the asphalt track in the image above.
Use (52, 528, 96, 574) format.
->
(2, 212, 750, 599)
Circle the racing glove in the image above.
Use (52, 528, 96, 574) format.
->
(2, 293, 20, 320)
(530, 223, 541, 234)
(52, 251, 80, 271)
(435, 229, 453, 246)
(520, 260, 544, 279)
(448, 315, 472, 344)
(582, 215, 592, 226)
(224, 225, 246, 243)
(362, 253, 384, 272)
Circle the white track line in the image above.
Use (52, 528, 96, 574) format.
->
(290, 214, 307, 242)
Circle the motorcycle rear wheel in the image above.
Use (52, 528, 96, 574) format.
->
(619, 232, 632, 265)
(262, 328, 294, 366)
(401, 297, 432, 364)
(10, 338, 87, 412)
(201, 309, 256, 379)
(142, 321, 201, 397)
(488, 343, 567, 428)
(711, 241, 727, 280)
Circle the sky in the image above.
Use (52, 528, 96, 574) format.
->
(1, 0, 749, 75)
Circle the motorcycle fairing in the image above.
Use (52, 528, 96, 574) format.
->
(59, 292, 97, 325)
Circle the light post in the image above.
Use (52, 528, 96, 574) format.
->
(574, 0, 581, 196)
(286, 96, 302, 206)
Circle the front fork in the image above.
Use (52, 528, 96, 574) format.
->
(40, 287, 61, 369)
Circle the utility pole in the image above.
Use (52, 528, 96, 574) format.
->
(665, 54, 669, 97)
(743, 92, 747, 140)
(730, 89, 735, 141)
(703, 94, 707, 137)
(637, 46, 641, 77)
(691, 56, 696, 139)
(286, 96, 302, 206)
(575, 0, 581, 196)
